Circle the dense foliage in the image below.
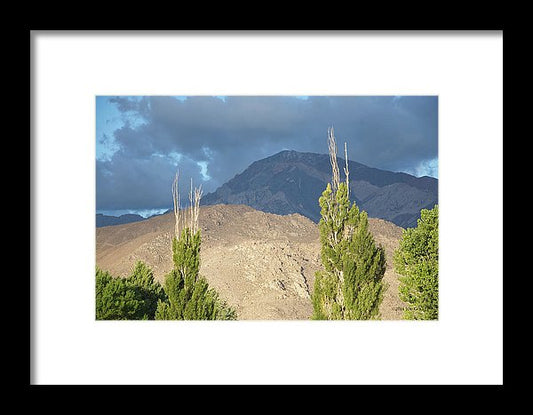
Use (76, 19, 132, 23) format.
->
(95, 262, 165, 320)
(394, 205, 439, 320)
(155, 228, 236, 320)
(312, 182, 386, 319)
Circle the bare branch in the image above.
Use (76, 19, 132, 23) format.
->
(193, 185, 203, 234)
(189, 177, 193, 233)
(344, 141, 350, 198)
(172, 172, 203, 238)
(328, 127, 340, 193)
(172, 171, 181, 239)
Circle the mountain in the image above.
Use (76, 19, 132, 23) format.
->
(96, 210, 172, 228)
(203, 150, 438, 228)
(96, 213, 146, 228)
(96, 204, 406, 320)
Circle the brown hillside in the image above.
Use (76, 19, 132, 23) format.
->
(96, 204, 406, 320)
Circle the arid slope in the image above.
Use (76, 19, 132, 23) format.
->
(96, 204, 405, 319)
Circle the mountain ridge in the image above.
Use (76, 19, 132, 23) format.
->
(96, 150, 438, 228)
(96, 213, 146, 227)
(203, 150, 437, 228)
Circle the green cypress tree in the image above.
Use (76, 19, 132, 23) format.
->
(155, 228, 236, 320)
(155, 174, 236, 320)
(312, 128, 386, 320)
(394, 205, 439, 320)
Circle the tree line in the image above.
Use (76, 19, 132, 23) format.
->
(96, 127, 438, 320)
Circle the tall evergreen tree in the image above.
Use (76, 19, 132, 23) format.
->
(394, 205, 439, 320)
(155, 174, 236, 320)
(312, 128, 386, 320)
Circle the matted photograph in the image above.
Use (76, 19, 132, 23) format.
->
(33, 31, 502, 385)
(95, 95, 438, 321)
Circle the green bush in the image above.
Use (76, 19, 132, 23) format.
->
(127, 261, 166, 319)
(394, 205, 439, 320)
(96, 267, 145, 320)
(95, 262, 166, 320)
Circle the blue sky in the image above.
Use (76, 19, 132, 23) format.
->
(96, 96, 122, 160)
(96, 96, 438, 217)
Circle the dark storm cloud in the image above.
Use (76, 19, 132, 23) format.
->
(96, 152, 202, 210)
(96, 96, 437, 212)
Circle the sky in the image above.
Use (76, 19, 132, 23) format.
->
(96, 96, 438, 217)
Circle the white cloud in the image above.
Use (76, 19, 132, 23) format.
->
(401, 157, 438, 178)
